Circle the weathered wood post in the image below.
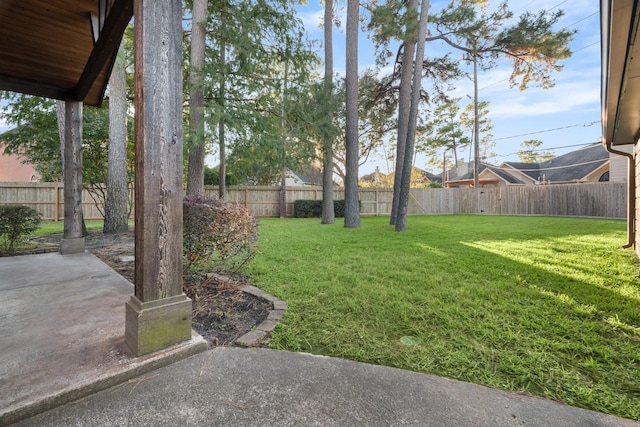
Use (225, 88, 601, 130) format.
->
(125, 0, 192, 356)
(60, 101, 85, 254)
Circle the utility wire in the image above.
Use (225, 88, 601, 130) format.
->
(505, 158, 606, 172)
(491, 121, 598, 141)
(572, 41, 599, 54)
(564, 12, 598, 28)
(547, 0, 569, 12)
(492, 141, 600, 159)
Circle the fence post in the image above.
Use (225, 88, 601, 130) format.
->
(375, 189, 379, 216)
(54, 183, 60, 221)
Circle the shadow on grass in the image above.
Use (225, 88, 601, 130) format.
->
(256, 216, 640, 419)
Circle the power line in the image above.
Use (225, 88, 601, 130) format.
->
(505, 158, 606, 172)
(564, 11, 598, 28)
(546, 0, 569, 12)
(491, 121, 598, 141)
(572, 41, 599, 54)
(493, 141, 600, 158)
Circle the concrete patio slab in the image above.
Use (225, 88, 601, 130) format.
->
(0, 252, 207, 425)
(15, 347, 639, 427)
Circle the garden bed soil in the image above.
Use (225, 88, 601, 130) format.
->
(26, 229, 271, 347)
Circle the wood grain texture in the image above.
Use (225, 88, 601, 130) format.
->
(0, 0, 132, 106)
(63, 101, 83, 239)
(134, 0, 184, 302)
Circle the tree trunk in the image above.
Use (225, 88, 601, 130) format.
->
(218, 43, 227, 200)
(391, 0, 418, 226)
(344, 0, 360, 228)
(472, 54, 480, 189)
(104, 52, 130, 233)
(390, 30, 417, 225)
(396, 0, 430, 232)
(280, 54, 289, 218)
(186, 0, 207, 196)
(321, 0, 335, 225)
(218, 119, 226, 199)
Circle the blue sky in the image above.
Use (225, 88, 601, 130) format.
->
(296, 0, 601, 174)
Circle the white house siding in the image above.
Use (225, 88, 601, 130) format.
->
(610, 145, 632, 182)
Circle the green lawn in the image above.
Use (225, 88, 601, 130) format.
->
(247, 215, 640, 420)
(35, 220, 106, 235)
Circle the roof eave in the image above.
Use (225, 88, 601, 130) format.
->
(602, 0, 640, 146)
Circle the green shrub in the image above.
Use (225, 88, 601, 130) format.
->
(183, 195, 259, 275)
(203, 165, 239, 186)
(293, 200, 323, 218)
(294, 199, 359, 218)
(333, 200, 347, 217)
(0, 205, 42, 254)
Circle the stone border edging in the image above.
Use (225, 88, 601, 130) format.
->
(234, 285, 287, 347)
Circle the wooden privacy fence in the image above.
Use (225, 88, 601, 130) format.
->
(0, 181, 626, 220)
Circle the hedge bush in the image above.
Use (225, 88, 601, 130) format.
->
(183, 195, 259, 275)
(0, 205, 42, 255)
(293, 200, 359, 218)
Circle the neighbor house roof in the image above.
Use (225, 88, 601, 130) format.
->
(422, 170, 442, 183)
(446, 162, 524, 186)
(360, 166, 439, 185)
(448, 163, 487, 182)
(291, 167, 324, 186)
(445, 163, 512, 186)
(480, 166, 525, 184)
(0, 0, 133, 107)
(502, 144, 609, 183)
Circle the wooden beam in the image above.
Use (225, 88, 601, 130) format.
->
(125, 0, 191, 356)
(0, 73, 74, 101)
(73, 0, 133, 101)
(133, 0, 184, 302)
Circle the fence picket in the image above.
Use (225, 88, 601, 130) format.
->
(0, 182, 626, 220)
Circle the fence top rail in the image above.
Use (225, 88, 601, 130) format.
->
(203, 185, 325, 191)
(0, 181, 63, 187)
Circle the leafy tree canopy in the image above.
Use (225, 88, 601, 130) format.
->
(518, 139, 555, 163)
(429, 0, 576, 90)
(0, 93, 134, 186)
(182, 0, 321, 188)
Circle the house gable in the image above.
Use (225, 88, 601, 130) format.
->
(501, 162, 541, 182)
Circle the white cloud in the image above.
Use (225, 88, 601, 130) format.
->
(490, 94, 597, 118)
(297, 7, 324, 37)
(488, 77, 600, 118)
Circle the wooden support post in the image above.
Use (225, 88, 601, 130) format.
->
(60, 101, 85, 254)
(125, 0, 192, 357)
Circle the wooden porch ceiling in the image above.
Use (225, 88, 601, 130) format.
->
(0, 0, 133, 107)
